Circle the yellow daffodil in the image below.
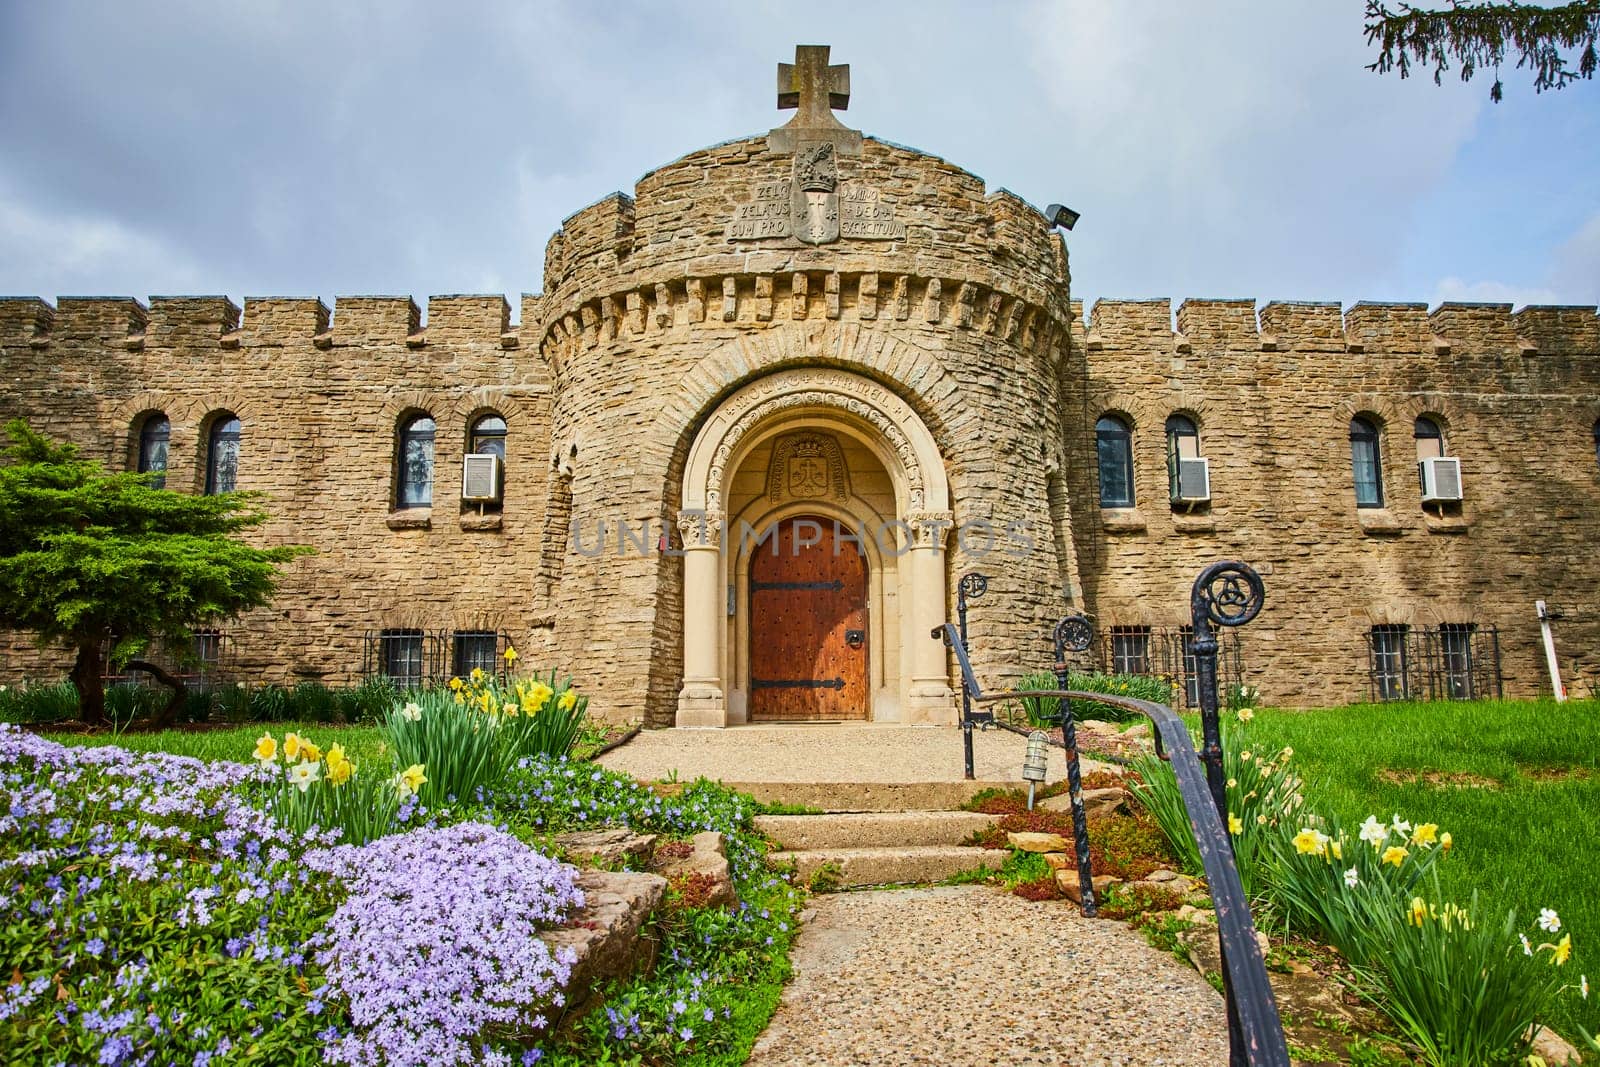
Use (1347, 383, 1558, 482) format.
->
(252, 733, 277, 763)
(1330, 840, 1343, 860)
(287, 761, 320, 792)
(448, 677, 464, 691)
(1228, 813, 1243, 835)
(1382, 845, 1408, 868)
(454, 694, 465, 706)
(401, 763, 426, 793)
(503, 702, 519, 717)
(326, 742, 346, 766)
(1408, 896, 1428, 927)
(558, 690, 578, 713)
(527, 682, 554, 709)
(1412, 823, 1438, 847)
(1236, 708, 1254, 723)
(1292, 828, 1330, 856)
(471, 667, 485, 683)
(326, 757, 352, 787)
(503, 646, 519, 664)
(299, 740, 322, 764)
(284, 732, 303, 760)
(1440, 832, 1452, 852)
(1552, 934, 1572, 966)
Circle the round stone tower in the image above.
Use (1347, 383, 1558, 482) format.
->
(531, 46, 1079, 727)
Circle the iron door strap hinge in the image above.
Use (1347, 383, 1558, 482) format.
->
(751, 677, 846, 690)
(751, 579, 845, 592)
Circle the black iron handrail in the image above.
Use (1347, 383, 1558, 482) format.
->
(931, 620, 1289, 1065)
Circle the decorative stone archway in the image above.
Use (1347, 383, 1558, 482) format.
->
(676, 368, 954, 727)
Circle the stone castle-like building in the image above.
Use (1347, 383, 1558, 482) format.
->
(3, 47, 1598, 725)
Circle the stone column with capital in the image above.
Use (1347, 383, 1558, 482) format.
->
(676, 509, 728, 727)
(905, 510, 957, 724)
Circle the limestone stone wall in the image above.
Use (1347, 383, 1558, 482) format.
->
(0, 292, 553, 689)
(2, 125, 1595, 721)
(533, 134, 1080, 725)
(1063, 298, 1600, 705)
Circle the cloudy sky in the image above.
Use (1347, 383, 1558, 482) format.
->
(1, 1, 1596, 320)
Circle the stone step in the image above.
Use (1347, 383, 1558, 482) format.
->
(727, 780, 1023, 812)
(755, 810, 996, 850)
(773, 845, 1006, 888)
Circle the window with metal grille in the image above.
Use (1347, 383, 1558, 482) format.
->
(452, 630, 499, 679)
(1096, 415, 1135, 508)
(138, 414, 170, 489)
(1369, 624, 1409, 701)
(380, 629, 426, 687)
(193, 628, 223, 672)
(1109, 625, 1151, 675)
(397, 415, 436, 508)
(1438, 623, 1477, 700)
(1350, 416, 1383, 508)
(1178, 625, 1201, 707)
(206, 414, 240, 495)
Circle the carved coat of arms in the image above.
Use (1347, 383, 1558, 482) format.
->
(791, 142, 839, 245)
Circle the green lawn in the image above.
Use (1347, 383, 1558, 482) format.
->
(1243, 697, 1600, 1039)
(44, 722, 391, 769)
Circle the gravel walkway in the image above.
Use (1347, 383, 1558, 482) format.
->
(601, 724, 1104, 784)
(748, 886, 1227, 1067)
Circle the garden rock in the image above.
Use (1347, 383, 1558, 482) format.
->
(1529, 1026, 1581, 1065)
(1175, 923, 1270, 981)
(1040, 785, 1131, 820)
(554, 827, 658, 868)
(659, 829, 736, 908)
(541, 868, 667, 1019)
(1041, 851, 1074, 870)
(1174, 904, 1215, 925)
(1057, 871, 1119, 905)
(1007, 830, 1070, 853)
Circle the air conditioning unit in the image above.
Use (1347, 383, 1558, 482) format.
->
(461, 453, 503, 503)
(1172, 456, 1211, 503)
(1420, 457, 1462, 503)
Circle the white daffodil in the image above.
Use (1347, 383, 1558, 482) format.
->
(1343, 867, 1359, 888)
(400, 701, 423, 722)
(1538, 908, 1561, 933)
(287, 761, 321, 792)
(1358, 815, 1388, 849)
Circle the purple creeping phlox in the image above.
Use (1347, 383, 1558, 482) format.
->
(303, 821, 585, 1067)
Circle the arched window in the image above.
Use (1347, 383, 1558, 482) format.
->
(397, 415, 436, 508)
(1414, 416, 1445, 491)
(137, 414, 170, 490)
(1095, 415, 1134, 508)
(205, 414, 240, 495)
(1165, 414, 1202, 502)
(1349, 416, 1383, 508)
(470, 414, 507, 460)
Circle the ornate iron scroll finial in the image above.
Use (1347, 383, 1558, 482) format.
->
(1192, 561, 1265, 629)
(958, 572, 989, 601)
(1052, 614, 1093, 655)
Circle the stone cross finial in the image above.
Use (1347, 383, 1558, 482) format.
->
(769, 45, 862, 155)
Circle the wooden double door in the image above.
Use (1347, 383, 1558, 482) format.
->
(749, 516, 869, 721)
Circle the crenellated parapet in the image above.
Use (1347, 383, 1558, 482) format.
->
(0, 294, 534, 354)
(1081, 298, 1600, 358)
(535, 134, 1075, 368)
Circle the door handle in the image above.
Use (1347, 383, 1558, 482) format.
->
(845, 629, 865, 649)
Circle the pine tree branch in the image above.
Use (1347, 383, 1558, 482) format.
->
(1365, 1, 1600, 100)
